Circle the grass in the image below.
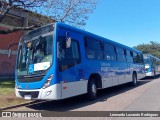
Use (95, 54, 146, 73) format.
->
(0, 80, 31, 108)
(0, 80, 15, 95)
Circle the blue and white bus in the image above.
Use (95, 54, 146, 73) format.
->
(143, 54, 160, 77)
(15, 22, 145, 100)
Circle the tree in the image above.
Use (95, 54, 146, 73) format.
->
(0, 0, 97, 34)
(41, 0, 97, 28)
(134, 41, 160, 58)
(0, 0, 46, 22)
(0, 0, 46, 34)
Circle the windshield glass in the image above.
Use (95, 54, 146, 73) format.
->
(17, 34, 53, 76)
(17, 24, 54, 76)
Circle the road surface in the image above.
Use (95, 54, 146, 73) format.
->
(7, 76, 160, 119)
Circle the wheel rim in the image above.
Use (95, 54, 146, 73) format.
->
(154, 71, 156, 77)
(92, 83, 97, 96)
(134, 75, 137, 84)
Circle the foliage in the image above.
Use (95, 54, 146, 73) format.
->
(40, 0, 97, 28)
(134, 41, 160, 58)
(0, 0, 46, 22)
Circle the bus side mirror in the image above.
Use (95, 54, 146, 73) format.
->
(7, 42, 18, 58)
(66, 32, 71, 48)
(8, 49, 12, 58)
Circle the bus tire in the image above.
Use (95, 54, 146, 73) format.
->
(132, 73, 137, 86)
(153, 70, 156, 79)
(87, 79, 97, 100)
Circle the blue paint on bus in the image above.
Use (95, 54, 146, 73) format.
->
(143, 54, 160, 77)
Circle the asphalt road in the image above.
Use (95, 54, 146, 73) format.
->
(6, 76, 160, 119)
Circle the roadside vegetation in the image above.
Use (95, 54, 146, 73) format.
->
(0, 80, 14, 95)
(0, 79, 30, 108)
(134, 41, 160, 58)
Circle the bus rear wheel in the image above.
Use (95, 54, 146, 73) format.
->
(153, 70, 156, 79)
(87, 79, 97, 100)
(132, 73, 137, 86)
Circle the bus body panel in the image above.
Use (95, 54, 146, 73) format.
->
(15, 64, 57, 90)
(56, 26, 88, 99)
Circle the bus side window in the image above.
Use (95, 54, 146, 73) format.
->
(85, 37, 103, 60)
(126, 50, 133, 63)
(58, 36, 81, 71)
(116, 47, 126, 62)
(137, 53, 144, 64)
(103, 43, 116, 61)
(133, 52, 138, 64)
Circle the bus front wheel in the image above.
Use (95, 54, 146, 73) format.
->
(87, 79, 97, 100)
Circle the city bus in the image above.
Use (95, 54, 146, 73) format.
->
(15, 22, 145, 100)
(143, 54, 160, 77)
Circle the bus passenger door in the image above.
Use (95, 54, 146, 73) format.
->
(116, 48, 128, 84)
(117, 63, 128, 84)
(57, 29, 86, 99)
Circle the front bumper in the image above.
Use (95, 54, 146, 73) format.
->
(15, 84, 61, 100)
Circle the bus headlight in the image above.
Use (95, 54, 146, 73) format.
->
(42, 74, 53, 89)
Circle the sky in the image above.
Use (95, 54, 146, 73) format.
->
(85, 0, 160, 47)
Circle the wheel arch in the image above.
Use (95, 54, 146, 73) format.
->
(88, 73, 102, 89)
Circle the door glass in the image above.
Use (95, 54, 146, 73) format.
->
(58, 37, 81, 71)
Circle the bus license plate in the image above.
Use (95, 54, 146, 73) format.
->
(24, 95, 31, 100)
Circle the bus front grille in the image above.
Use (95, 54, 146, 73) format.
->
(17, 75, 44, 83)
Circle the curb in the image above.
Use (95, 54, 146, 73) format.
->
(0, 101, 37, 111)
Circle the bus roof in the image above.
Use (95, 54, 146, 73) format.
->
(21, 22, 142, 54)
(55, 22, 142, 54)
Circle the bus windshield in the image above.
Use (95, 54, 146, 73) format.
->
(17, 32, 53, 76)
